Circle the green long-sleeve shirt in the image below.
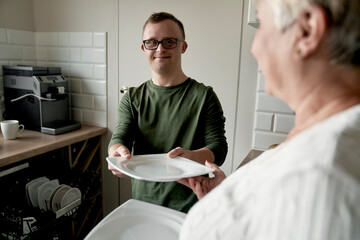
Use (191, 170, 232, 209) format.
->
(109, 78, 228, 212)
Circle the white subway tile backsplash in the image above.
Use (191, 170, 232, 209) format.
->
(35, 47, 48, 61)
(7, 29, 35, 45)
(253, 131, 287, 150)
(0, 44, 23, 60)
(83, 80, 106, 95)
(94, 96, 106, 111)
(94, 64, 106, 79)
(37, 61, 59, 67)
(93, 33, 106, 47)
(57, 32, 70, 46)
(0, 29, 7, 43)
(70, 32, 92, 47)
(70, 48, 81, 62)
(254, 112, 273, 131)
(23, 47, 36, 60)
(256, 92, 293, 114)
(81, 48, 106, 63)
(71, 108, 83, 123)
(83, 110, 106, 127)
(274, 114, 295, 133)
(1, 28, 107, 127)
(71, 94, 93, 109)
(47, 48, 69, 62)
(69, 78, 82, 93)
(35, 32, 57, 46)
(9, 60, 36, 66)
(70, 63, 93, 78)
(58, 63, 70, 77)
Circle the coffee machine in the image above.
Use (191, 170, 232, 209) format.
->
(2, 65, 81, 135)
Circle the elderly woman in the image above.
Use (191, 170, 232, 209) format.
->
(178, 0, 360, 239)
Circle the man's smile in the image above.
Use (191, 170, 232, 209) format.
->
(153, 55, 171, 60)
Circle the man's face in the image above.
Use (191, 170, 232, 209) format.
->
(142, 19, 187, 75)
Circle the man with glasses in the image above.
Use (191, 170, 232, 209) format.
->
(108, 12, 228, 213)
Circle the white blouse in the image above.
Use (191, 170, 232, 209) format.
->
(180, 104, 360, 240)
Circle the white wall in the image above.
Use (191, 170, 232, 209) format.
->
(0, 0, 35, 31)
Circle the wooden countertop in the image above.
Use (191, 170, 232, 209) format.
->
(0, 124, 107, 168)
(237, 149, 263, 169)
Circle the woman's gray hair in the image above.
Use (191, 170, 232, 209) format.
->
(267, 0, 360, 67)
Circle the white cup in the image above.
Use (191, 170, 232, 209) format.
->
(1, 120, 25, 140)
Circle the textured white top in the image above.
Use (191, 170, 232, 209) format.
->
(180, 104, 360, 240)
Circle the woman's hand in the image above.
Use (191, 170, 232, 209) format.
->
(108, 144, 131, 178)
(177, 161, 226, 199)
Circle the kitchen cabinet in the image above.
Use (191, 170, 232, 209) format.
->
(0, 125, 107, 240)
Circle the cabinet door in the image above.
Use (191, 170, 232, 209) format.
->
(117, 0, 244, 175)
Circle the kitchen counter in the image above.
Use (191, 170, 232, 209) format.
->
(0, 124, 108, 238)
(0, 124, 107, 168)
(237, 149, 263, 169)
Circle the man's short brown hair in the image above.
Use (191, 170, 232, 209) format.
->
(143, 12, 186, 39)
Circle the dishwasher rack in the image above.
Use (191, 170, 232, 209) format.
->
(0, 136, 103, 240)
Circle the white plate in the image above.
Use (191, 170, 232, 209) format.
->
(60, 187, 81, 208)
(51, 185, 71, 212)
(25, 177, 48, 205)
(84, 199, 186, 240)
(106, 154, 215, 182)
(37, 179, 59, 211)
(27, 177, 49, 207)
(49, 184, 65, 211)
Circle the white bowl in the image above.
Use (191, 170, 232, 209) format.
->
(84, 199, 186, 240)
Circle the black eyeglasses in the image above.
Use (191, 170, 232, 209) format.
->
(142, 38, 184, 50)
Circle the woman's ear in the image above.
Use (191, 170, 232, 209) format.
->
(296, 5, 328, 58)
(181, 41, 188, 54)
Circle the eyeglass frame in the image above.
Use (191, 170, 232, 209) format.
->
(142, 38, 185, 50)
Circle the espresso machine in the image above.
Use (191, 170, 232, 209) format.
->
(2, 65, 81, 135)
